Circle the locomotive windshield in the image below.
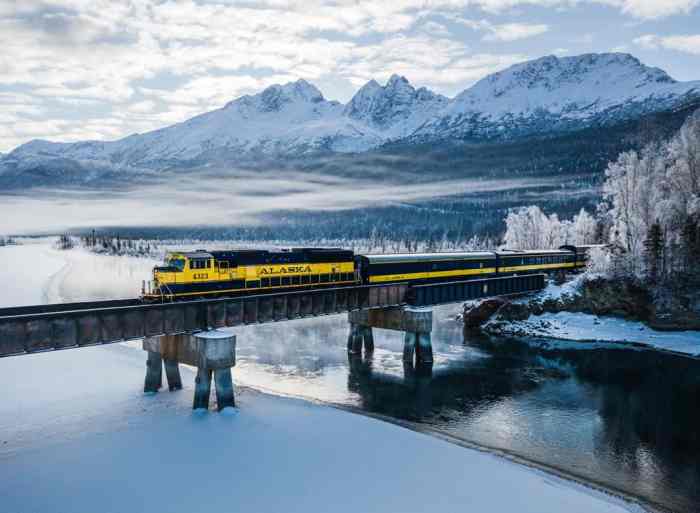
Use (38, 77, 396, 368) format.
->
(167, 258, 185, 271)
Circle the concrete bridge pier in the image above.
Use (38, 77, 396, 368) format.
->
(347, 323, 374, 355)
(143, 330, 236, 411)
(144, 349, 183, 392)
(348, 306, 433, 364)
(402, 331, 433, 365)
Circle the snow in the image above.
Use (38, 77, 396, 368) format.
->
(0, 342, 646, 513)
(524, 273, 587, 303)
(0, 238, 66, 307)
(4, 52, 698, 174)
(196, 329, 236, 340)
(44, 246, 157, 302)
(434, 53, 699, 127)
(488, 311, 700, 356)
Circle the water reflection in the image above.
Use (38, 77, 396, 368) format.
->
(231, 307, 700, 512)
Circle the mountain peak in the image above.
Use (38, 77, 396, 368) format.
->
(480, 52, 675, 93)
(343, 75, 445, 133)
(386, 74, 411, 89)
(416, 51, 697, 141)
(226, 78, 325, 112)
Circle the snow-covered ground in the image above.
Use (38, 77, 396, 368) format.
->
(0, 239, 157, 305)
(0, 238, 65, 306)
(486, 275, 700, 356)
(489, 311, 700, 356)
(43, 246, 157, 302)
(0, 343, 647, 513)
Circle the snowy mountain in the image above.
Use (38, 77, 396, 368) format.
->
(2, 53, 699, 182)
(343, 74, 448, 139)
(413, 53, 700, 140)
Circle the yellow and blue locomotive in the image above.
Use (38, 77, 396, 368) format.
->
(142, 245, 600, 301)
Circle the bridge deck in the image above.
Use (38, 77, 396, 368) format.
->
(0, 274, 545, 358)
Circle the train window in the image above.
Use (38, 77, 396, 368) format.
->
(301, 275, 310, 285)
(311, 274, 319, 284)
(246, 280, 259, 289)
(190, 259, 209, 270)
(271, 277, 281, 287)
(281, 277, 291, 286)
(292, 275, 300, 285)
(320, 274, 330, 283)
(168, 258, 185, 271)
(261, 278, 270, 287)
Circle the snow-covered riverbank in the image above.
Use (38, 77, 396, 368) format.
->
(487, 311, 700, 356)
(0, 342, 648, 513)
(473, 275, 700, 357)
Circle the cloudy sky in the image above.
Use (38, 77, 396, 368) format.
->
(1, 0, 699, 153)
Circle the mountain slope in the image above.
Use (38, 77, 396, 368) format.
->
(2, 53, 699, 186)
(414, 53, 700, 140)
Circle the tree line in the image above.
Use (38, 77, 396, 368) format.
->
(503, 108, 700, 291)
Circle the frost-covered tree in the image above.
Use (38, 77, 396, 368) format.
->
(571, 208, 597, 245)
(586, 245, 613, 275)
(644, 223, 664, 283)
(503, 206, 550, 249)
(598, 109, 700, 281)
(601, 145, 665, 269)
(502, 205, 592, 249)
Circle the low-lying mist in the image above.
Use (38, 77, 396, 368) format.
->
(0, 170, 566, 235)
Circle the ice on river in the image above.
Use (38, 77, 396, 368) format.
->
(0, 343, 646, 513)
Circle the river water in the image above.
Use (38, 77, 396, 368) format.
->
(231, 304, 700, 513)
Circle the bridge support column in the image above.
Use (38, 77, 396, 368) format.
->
(164, 358, 182, 391)
(347, 324, 374, 354)
(402, 331, 433, 364)
(143, 330, 236, 411)
(348, 306, 432, 363)
(144, 351, 163, 393)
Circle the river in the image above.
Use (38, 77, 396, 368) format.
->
(231, 304, 700, 513)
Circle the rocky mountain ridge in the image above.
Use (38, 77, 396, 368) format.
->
(2, 53, 699, 183)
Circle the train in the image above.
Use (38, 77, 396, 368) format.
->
(141, 245, 602, 302)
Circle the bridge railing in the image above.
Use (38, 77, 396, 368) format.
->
(409, 274, 545, 307)
(0, 283, 409, 358)
(0, 274, 547, 358)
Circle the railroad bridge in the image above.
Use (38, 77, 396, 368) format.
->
(0, 274, 545, 410)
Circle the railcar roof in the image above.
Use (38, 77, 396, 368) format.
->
(497, 249, 572, 255)
(171, 251, 213, 259)
(362, 252, 496, 263)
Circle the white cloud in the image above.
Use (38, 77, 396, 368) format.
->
(483, 22, 549, 41)
(445, 16, 549, 42)
(616, 0, 699, 19)
(634, 33, 700, 54)
(420, 21, 452, 37)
